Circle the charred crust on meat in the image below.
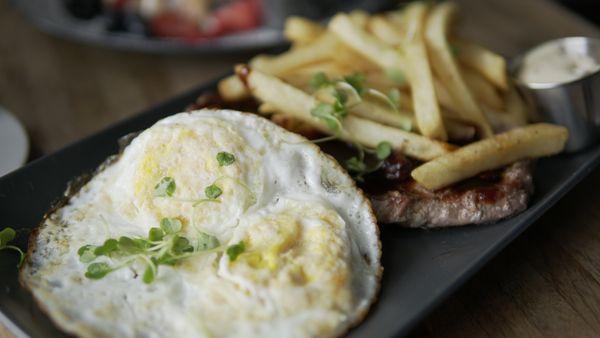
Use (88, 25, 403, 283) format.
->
(371, 161, 535, 228)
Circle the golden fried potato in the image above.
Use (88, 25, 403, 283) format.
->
(411, 124, 568, 190)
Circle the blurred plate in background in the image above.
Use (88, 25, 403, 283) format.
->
(12, 0, 393, 54)
(0, 106, 28, 177)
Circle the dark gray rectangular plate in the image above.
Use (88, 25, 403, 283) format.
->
(1, 77, 599, 338)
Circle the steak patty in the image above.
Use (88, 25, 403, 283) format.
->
(369, 160, 534, 228)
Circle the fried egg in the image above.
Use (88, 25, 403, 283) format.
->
(20, 109, 381, 338)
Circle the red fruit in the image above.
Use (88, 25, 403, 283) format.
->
(205, 0, 262, 35)
(110, 0, 129, 11)
(150, 11, 204, 39)
(150, 0, 263, 40)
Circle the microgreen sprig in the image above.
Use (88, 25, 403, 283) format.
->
(216, 151, 235, 166)
(153, 177, 176, 197)
(345, 141, 393, 182)
(79, 217, 246, 283)
(308, 72, 395, 181)
(80, 151, 250, 283)
(226, 241, 245, 262)
(385, 68, 406, 85)
(152, 151, 241, 204)
(309, 74, 361, 136)
(311, 102, 346, 135)
(0, 227, 24, 267)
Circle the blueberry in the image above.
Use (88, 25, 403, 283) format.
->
(105, 11, 148, 36)
(64, 0, 102, 20)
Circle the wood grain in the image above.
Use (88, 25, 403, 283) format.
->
(0, 0, 599, 337)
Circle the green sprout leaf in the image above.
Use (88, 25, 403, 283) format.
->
(366, 88, 399, 112)
(0, 228, 16, 247)
(343, 141, 394, 182)
(142, 263, 156, 284)
(216, 152, 236, 166)
(94, 239, 119, 256)
(156, 252, 178, 266)
(376, 141, 393, 160)
(172, 235, 194, 255)
(387, 88, 401, 109)
(343, 72, 366, 95)
(345, 156, 367, 173)
(309, 72, 332, 90)
(78, 245, 97, 263)
(154, 177, 176, 197)
(148, 227, 164, 242)
(0, 227, 25, 267)
(226, 241, 245, 262)
(385, 68, 406, 85)
(197, 232, 220, 251)
(160, 218, 182, 235)
(118, 236, 146, 255)
(311, 103, 341, 133)
(332, 88, 349, 106)
(85, 262, 112, 279)
(205, 184, 223, 200)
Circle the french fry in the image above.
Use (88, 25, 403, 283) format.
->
(240, 66, 455, 161)
(329, 45, 381, 72)
(314, 87, 414, 131)
(284, 16, 325, 46)
(480, 84, 528, 132)
(403, 2, 447, 141)
(425, 2, 493, 138)
(270, 113, 322, 139)
(454, 39, 508, 91)
(482, 106, 521, 132)
(368, 15, 404, 46)
(342, 117, 456, 160)
(386, 11, 404, 28)
(411, 123, 568, 190)
(462, 66, 504, 111)
(281, 64, 409, 106)
(445, 119, 476, 142)
(502, 84, 529, 126)
(312, 84, 472, 142)
(433, 78, 457, 113)
(218, 75, 250, 102)
(257, 102, 277, 115)
(349, 9, 370, 28)
(329, 14, 406, 72)
(364, 70, 409, 91)
(351, 103, 414, 131)
(279, 62, 353, 91)
(250, 33, 339, 76)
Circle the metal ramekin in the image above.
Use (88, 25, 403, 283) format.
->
(511, 37, 600, 152)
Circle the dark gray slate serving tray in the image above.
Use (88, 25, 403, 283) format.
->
(1, 77, 599, 338)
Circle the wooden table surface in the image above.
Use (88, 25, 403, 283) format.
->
(1, 0, 599, 337)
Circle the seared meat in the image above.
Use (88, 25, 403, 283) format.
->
(370, 161, 534, 228)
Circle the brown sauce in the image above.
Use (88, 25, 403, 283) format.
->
(360, 152, 418, 195)
(440, 168, 506, 204)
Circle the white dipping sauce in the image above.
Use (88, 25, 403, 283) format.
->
(518, 42, 600, 84)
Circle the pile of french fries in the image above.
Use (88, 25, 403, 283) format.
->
(218, 1, 568, 190)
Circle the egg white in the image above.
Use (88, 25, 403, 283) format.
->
(21, 109, 381, 338)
